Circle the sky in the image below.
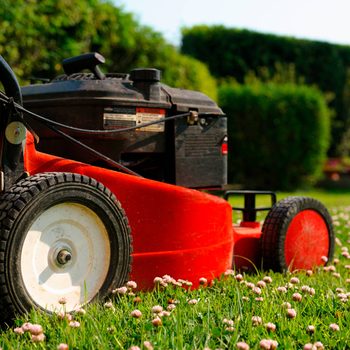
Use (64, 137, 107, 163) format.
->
(115, 0, 350, 47)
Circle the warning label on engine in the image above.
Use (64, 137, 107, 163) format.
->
(103, 107, 166, 132)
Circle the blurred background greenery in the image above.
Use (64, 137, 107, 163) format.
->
(2, 0, 350, 191)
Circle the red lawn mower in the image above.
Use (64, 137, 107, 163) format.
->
(0, 53, 334, 322)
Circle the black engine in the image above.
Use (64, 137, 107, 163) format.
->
(22, 53, 227, 188)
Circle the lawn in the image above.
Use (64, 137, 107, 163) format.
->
(1, 190, 350, 349)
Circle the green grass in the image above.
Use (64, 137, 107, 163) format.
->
(1, 190, 350, 349)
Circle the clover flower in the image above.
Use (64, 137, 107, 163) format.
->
(259, 339, 278, 349)
(286, 308, 297, 319)
(301, 285, 310, 293)
(306, 325, 315, 334)
(131, 309, 142, 318)
(199, 277, 208, 285)
(236, 342, 250, 350)
(57, 344, 69, 350)
(14, 327, 24, 335)
(31, 333, 46, 343)
(69, 321, 80, 328)
(126, 281, 137, 289)
(113, 286, 128, 295)
(224, 269, 235, 276)
(151, 317, 162, 327)
(309, 288, 315, 296)
(159, 311, 171, 317)
(28, 324, 43, 336)
(329, 323, 340, 331)
(151, 305, 163, 314)
(223, 318, 234, 326)
(253, 287, 262, 295)
(313, 342, 324, 349)
(290, 277, 300, 284)
(277, 286, 287, 293)
(292, 293, 302, 302)
(58, 297, 67, 305)
(143, 341, 154, 350)
(21, 322, 32, 332)
(265, 322, 276, 332)
(257, 280, 266, 288)
(282, 302, 292, 309)
(252, 316, 262, 325)
(167, 304, 176, 311)
(246, 282, 255, 289)
(104, 301, 114, 309)
(263, 276, 273, 284)
(75, 308, 86, 315)
(235, 274, 244, 282)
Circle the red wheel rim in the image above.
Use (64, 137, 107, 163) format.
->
(284, 210, 329, 270)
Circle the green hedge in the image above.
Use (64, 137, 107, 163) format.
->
(219, 82, 331, 190)
(182, 25, 350, 154)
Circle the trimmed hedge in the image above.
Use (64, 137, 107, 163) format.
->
(181, 25, 350, 154)
(219, 82, 331, 190)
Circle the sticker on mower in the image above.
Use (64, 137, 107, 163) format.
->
(103, 107, 165, 132)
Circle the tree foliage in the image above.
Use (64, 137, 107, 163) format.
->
(0, 0, 217, 99)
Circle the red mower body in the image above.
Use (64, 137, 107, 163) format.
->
(24, 134, 236, 289)
(24, 134, 333, 287)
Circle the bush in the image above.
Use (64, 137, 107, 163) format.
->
(219, 82, 331, 190)
(181, 25, 350, 154)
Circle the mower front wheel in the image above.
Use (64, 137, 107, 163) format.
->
(261, 196, 334, 272)
(0, 172, 131, 322)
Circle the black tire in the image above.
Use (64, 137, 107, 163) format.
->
(261, 196, 334, 272)
(0, 172, 132, 323)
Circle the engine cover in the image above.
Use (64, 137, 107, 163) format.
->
(21, 54, 227, 188)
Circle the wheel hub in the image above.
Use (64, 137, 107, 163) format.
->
(56, 249, 72, 265)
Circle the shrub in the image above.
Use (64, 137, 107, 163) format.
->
(181, 25, 350, 154)
(219, 82, 331, 190)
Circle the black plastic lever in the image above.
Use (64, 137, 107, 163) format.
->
(62, 52, 106, 79)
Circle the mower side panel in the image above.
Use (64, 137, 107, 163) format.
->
(232, 224, 262, 271)
(24, 134, 233, 289)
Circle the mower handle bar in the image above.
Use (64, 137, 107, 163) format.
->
(0, 55, 22, 105)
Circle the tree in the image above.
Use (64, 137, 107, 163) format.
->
(0, 0, 217, 99)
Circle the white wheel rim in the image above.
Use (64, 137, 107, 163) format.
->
(20, 202, 111, 312)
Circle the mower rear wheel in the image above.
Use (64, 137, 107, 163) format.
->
(261, 196, 334, 272)
(0, 172, 131, 322)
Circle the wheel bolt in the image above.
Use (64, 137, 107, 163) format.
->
(57, 249, 72, 265)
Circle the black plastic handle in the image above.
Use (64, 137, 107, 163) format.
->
(0, 55, 22, 105)
(62, 52, 106, 79)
